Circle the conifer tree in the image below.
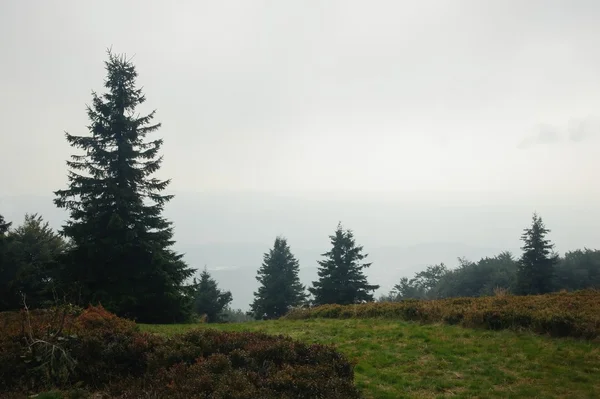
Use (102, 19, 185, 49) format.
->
(310, 222, 379, 305)
(0, 214, 14, 311)
(250, 236, 306, 319)
(53, 50, 195, 323)
(0, 214, 10, 236)
(516, 213, 559, 295)
(193, 267, 232, 323)
(2, 214, 67, 309)
(0, 214, 10, 258)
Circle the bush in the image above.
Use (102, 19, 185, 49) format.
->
(0, 305, 360, 398)
(111, 330, 358, 398)
(283, 289, 600, 340)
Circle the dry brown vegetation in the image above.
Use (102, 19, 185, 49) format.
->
(0, 305, 359, 398)
(284, 289, 600, 340)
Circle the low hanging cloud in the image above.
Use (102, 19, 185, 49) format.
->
(518, 124, 561, 149)
(519, 117, 599, 149)
(568, 117, 600, 143)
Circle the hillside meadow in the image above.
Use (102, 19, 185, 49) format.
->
(3, 291, 600, 398)
(142, 318, 600, 399)
(0, 306, 359, 398)
(285, 289, 600, 340)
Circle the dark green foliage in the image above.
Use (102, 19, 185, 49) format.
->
(412, 263, 449, 292)
(555, 249, 600, 290)
(383, 213, 573, 301)
(0, 214, 67, 311)
(0, 214, 10, 235)
(387, 262, 448, 300)
(193, 268, 232, 323)
(435, 252, 518, 298)
(0, 214, 12, 265)
(53, 50, 195, 323)
(385, 247, 599, 302)
(516, 213, 559, 295)
(309, 222, 379, 306)
(0, 214, 13, 310)
(384, 276, 427, 301)
(250, 236, 306, 319)
(0, 306, 360, 398)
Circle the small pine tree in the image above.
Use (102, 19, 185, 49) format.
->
(309, 222, 379, 305)
(0, 214, 14, 311)
(0, 214, 10, 236)
(0, 214, 10, 258)
(516, 212, 559, 295)
(250, 236, 306, 319)
(193, 267, 233, 323)
(53, 50, 195, 323)
(3, 214, 67, 309)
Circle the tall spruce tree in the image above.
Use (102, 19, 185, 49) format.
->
(310, 222, 379, 305)
(516, 213, 559, 295)
(250, 236, 306, 319)
(54, 50, 195, 323)
(193, 267, 232, 323)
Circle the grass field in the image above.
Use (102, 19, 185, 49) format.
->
(141, 319, 600, 399)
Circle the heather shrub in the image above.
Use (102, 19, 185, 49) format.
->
(0, 305, 360, 398)
(284, 289, 600, 340)
(0, 306, 81, 393)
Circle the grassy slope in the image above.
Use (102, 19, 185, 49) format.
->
(141, 319, 600, 399)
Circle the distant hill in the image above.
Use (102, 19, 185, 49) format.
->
(181, 241, 507, 310)
(11, 191, 596, 310)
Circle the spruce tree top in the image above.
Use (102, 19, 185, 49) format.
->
(516, 212, 558, 295)
(250, 236, 306, 319)
(0, 215, 11, 236)
(194, 267, 233, 323)
(54, 50, 173, 246)
(310, 222, 379, 305)
(520, 213, 555, 257)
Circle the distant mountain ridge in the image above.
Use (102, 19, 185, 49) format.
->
(180, 241, 508, 310)
(8, 191, 596, 310)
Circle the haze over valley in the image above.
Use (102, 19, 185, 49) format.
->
(2, 191, 598, 309)
(2, 0, 600, 309)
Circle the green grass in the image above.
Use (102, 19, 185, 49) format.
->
(141, 319, 600, 399)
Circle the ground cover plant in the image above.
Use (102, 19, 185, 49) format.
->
(0, 305, 359, 398)
(143, 318, 600, 399)
(285, 289, 600, 340)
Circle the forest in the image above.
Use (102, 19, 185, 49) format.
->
(1, 51, 598, 326)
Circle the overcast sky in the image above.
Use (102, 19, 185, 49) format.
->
(2, 0, 600, 289)
(3, 1, 600, 307)
(1, 0, 599, 198)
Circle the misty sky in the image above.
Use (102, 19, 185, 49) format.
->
(1, 1, 600, 308)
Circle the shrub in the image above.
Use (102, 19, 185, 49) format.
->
(283, 289, 600, 340)
(0, 305, 360, 398)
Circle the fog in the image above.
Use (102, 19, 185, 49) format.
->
(2, 1, 600, 309)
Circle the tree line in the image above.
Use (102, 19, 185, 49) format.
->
(0, 51, 378, 323)
(380, 213, 600, 302)
(1, 52, 598, 324)
(0, 212, 377, 322)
